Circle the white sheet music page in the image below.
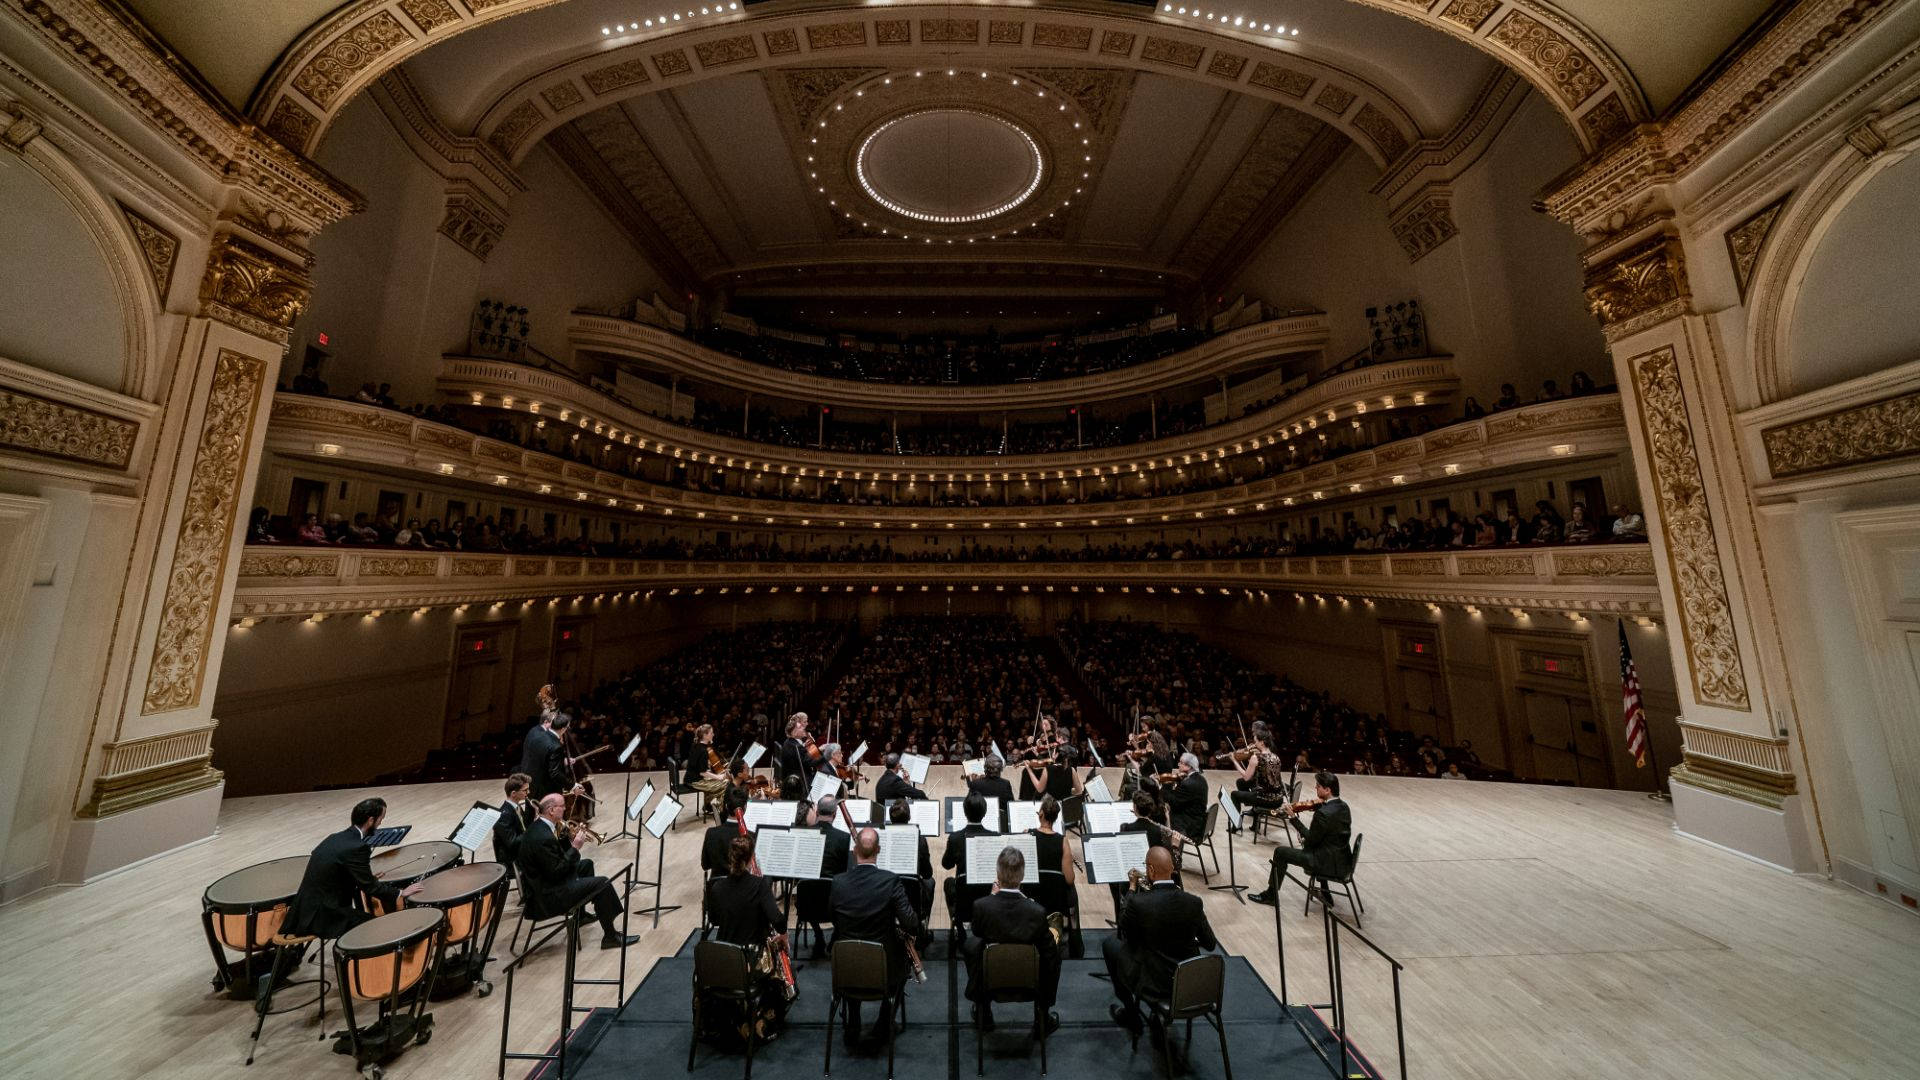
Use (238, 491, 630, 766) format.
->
(848, 741, 869, 767)
(742, 800, 796, 832)
(907, 799, 941, 837)
(831, 799, 873, 833)
(785, 828, 826, 879)
(990, 741, 1005, 765)
(1217, 784, 1244, 832)
(755, 827, 797, 878)
(644, 796, 681, 838)
(877, 826, 920, 876)
(744, 742, 767, 768)
(451, 805, 500, 851)
(899, 753, 931, 785)
(626, 781, 656, 822)
(808, 770, 842, 804)
(1084, 775, 1115, 804)
(1005, 801, 1041, 833)
(1083, 802, 1136, 834)
(1086, 832, 1149, 882)
(961, 758, 984, 778)
(965, 832, 1038, 883)
(617, 735, 642, 765)
(951, 797, 1000, 833)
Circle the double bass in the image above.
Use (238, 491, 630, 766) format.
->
(563, 723, 609, 825)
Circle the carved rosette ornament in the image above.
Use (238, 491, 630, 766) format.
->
(1630, 348, 1751, 710)
(1583, 235, 1688, 336)
(143, 350, 268, 714)
(198, 233, 315, 343)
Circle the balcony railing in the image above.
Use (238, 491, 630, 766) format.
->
(265, 391, 1626, 528)
(229, 544, 1661, 619)
(565, 310, 1333, 411)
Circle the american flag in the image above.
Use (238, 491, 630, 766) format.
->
(1618, 621, 1649, 768)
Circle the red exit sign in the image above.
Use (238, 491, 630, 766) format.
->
(1544, 659, 1562, 673)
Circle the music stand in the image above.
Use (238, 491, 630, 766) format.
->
(609, 736, 644, 842)
(621, 779, 655, 900)
(1208, 785, 1248, 903)
(630, 792, 684, 927)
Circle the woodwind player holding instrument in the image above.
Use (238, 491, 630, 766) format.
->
(830, 828, 927, 1048)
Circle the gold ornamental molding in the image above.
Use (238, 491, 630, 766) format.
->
(1760, 389, 1920, 479)
(1583, 234, 1689, 338)
(1629, 347, 1752, 712)
(198, 233, 316, 344)
(1725, 193, 1791, 302)
(0, 383, 138, 469)
(114, 200, 180, 302)
(1552, 549, 1655, 577)
(1673, 720, 1796, 807)
(77, 722, 221, 818)
(141, 350, 268, 715)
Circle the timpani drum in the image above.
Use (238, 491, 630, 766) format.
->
(331, 907, 445, 1079)
(365, 840, 463, 914)
(201, 854, 310, 998)
(406, 861, 509, 998)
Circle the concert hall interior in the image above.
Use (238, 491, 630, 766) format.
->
(3, 1, 1920, 1078)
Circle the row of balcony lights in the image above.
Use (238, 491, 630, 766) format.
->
(602, 4, 737, 35)
(1162, 6, 1301, 35)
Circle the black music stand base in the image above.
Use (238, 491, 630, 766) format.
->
(608, 770, 641, 842)
(1208, 816, 1248, 903)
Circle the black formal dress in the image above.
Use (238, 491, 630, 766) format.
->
(519, 725, 571, 799)
(777, 738, 812, 786)
(875, 771, 926, 803)
(1103, 880, 1218, 1023)
(964, 888, 1061, 1018)
(1167, 771, 1209, 844)
(492, 799, 535, 869)
(829, 862, 923, 1039)
(516, 818, 626, 941)
(942, 821, 996, 931)
(701, 873, 791, 1039)
(700, 821, 738, 879)
(284, 826, 401, 939)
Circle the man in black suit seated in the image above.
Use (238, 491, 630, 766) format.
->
(516, 793, 639, 949)
(874, 753, 927, 803)
(963, 846, 1061, 1038)
(701, 786, 749, 878)
(967, 756, 1015, 804)
(797, 795, 853, 959)
(518, 709, 584, 801)
(886, 799, 934, 922)
(1104, 846, 1218, 1042)
(941, 793, 996, 940)
(1166, 753, 1209, 847)
(1109, 792, 1182, 909)
(492, 773, 536, 870)
(286, 798, 424, 940)
(829, 828, 924, 1048)
(1249, 771, 1352, 907)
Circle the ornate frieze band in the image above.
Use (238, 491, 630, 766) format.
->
(1760, 390, 1920, 478)
(0, 385, 138, 469)
(78, 722, 222, 817)
(1584, 235, 1689, 332)
(1630, 347, 1751, 711)
(198, 233, 315, 343)
(142, 350, 268, 714)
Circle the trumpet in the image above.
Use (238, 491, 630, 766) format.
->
(557, 819, 608, 845)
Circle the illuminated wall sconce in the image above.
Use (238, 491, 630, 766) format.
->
(1551, 444, 1575, 456)
(316, 443, 342, 456)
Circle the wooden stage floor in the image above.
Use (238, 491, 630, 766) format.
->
(1, 769, 1915, 1080)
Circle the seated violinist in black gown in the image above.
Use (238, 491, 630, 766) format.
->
(700, 835, 793, 1043)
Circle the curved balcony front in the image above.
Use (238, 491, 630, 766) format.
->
(265, 391, 1627, 530)
(565, 310, 1332, 411)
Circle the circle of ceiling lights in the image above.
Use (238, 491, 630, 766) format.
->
(854, 109, 1045, 224)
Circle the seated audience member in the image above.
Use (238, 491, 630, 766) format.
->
(297, 512, 328, 544)
(1563, 502, 1596, 543)
(964, 846, 1061, 1037)
(1492, 383, 1521, 411)
(247, 506, 278, 544)
(1611, 504, 1648, 540)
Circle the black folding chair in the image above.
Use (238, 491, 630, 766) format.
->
(1186, 803, 1222, 882)
(976, 943, 1046, 1075)
(1138, 953, 1230, 1079)
(1303, 833, 1366, 927)
(824, 939, 907, 1079)
(690, 940, 761, 1079)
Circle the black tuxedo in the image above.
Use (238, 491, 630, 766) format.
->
(492, 799, 535, 868)
(1167, 771, 1208, 843)
(1272, 797, 1352, 881)
(519, 725, 570, 799)
(285, 826, 400, 939)
(875, 771, 926, 803)
(942, 822, 997, 930)
(777, 738, 811, 784)
(705, 873, 784, 947)
(964, 889, 1060, 1011)
(1104, 881, 1217, 1016)
(830, 861, 923, 1037)
(700, 821, 738, 878)
(967, 776, 1014, 804)
(795, 822, 851, 954)
(516, 818, 624, 938)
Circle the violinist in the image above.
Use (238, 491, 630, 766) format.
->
(1248, 771, 1352, 907)
(967, 755, 1015, 804)
(1226, 723, 1289, 818)
(1165, 752, 1208, 845)
(777, 712, 818, 785)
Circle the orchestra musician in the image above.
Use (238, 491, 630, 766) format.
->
(963, 846, 1061, 1038)
(795, 795, 851, 960)
(1104, 846, 1218, 1043)
(689, 724, 731, 812)
(886, 799, 934, 922)
(967, 756, 1015, 804)
(829, 828, 924, 1050)
(492, 773, 536, 868)
(874, 752, 927, 802)
(701, 835, 792, 1041)
(776, 712, 818, 786)
(1110, 792, 1184, 908)
(1225, 724, 1289, 819)
(942, 793, 995, 939)
(1166, 752, 1209, 845)
(1248, 771, 1353, 908)
(518, 706, 585, 802)
(516, 793, 638, 949)
(702, 785, 750, 878)
(1030, 795, 1081, 957)
(285, 798, 424, 940)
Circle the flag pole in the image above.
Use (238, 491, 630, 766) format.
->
(1644, 717, 1672, 802)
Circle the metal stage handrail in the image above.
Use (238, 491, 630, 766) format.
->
(1270, 865, 1409, 1080)
(496, 863, 636, 1079)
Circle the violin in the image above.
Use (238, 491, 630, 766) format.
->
(742, 774, 776, 797)
(1282, 797, 1326, 816)
(803, 736, 822, 761)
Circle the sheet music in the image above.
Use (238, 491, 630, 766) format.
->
(848, 741, 869, 767)
(450, 804, 500, 851)
(743, 741, 767, 768)
(966, 832, 1038, 884)
(1005, 800, 1041, 833)
(899, 752, 931, 785)
(1083, 802, 1136, 834)
(754, 826, 826, 879)
(990, 741, 1005, 765)
(1088, 740, 1105, 769)
(742, 800, 797, 832)
(1084, 775, 1115, 804)
(877, 825, 921, 877)
(831, 799, 873, 833)
(961, 757, 984, 778)
(1217, 784, 1243, 833)
(617, 735, 642, 765)
(808, 770, 843, 804)
(644, 796, 681, 838)
(363, 825, 410, 848)
(906, 799, 941, 837)
(626, 780, 656, 822)
(1084, 832, 1150, 883)
(949, 796, 1000, 833)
